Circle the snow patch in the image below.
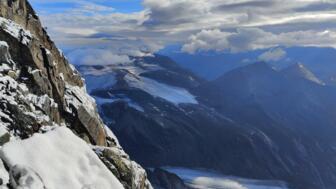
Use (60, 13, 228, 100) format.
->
(0, 41, 8, 47)
(25, 94, 58, 110)
(64, 83, 96, 116)
(125, 75, 198, 105)
(0, 127, 124, 189)
(0, 17, 32, 45)
(0, 75, 18, 106)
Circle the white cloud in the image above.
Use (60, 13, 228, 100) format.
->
(182, 28, 336, 53)
(258, 48, 287, 62)
(29, 0, 336, 59)
(67, 49, 132, 65)
(181, 29, 230, 54)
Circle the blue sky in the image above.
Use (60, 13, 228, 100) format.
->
(31, 0, 143, 14)
(28, 0, 336, 65)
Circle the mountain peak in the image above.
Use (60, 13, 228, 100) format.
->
(282, 63, 325, 85)
(213, 62, 277, 83)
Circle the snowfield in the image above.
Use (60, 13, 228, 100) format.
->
(80, 62, 198, 107)
(125, 75, 198, 105)
(0, 127, 124, 189)
(163, 167, 289, 189)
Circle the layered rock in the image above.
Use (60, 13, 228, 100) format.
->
(0, 0, 151, 188)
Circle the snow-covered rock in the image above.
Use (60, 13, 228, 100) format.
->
(0, 127, 124, 189)
(0, 17, 32, 45)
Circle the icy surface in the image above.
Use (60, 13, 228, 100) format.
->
(0, 127, 124, 189)
(0, 17, 32, 45)
(163, 167, 289, 189)
(125, 75, 198, 105)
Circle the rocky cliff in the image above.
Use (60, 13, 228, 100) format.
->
(0, 0, 151, 188)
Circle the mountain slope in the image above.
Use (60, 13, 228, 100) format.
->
(79, 57, 294, 188)
(81, 56, 336, 189)
(79, 56, 269, 172)
(196, 62, 336, 189)
(282, 63, 324, 85)
(0, 1, 151, 188)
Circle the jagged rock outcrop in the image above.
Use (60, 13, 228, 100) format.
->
(0, 0, 152, 188)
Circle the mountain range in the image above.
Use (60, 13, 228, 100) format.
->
(164, 46, 336, 86)
(80, 54, 336, 189)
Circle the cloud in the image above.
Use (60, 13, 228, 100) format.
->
(182, 28, 336, 53)
(29, 0, 336, 60)
(181, 29, 231, 54)
(258, 48, 287, 62)
(65, 38, 164, 65)
(142, 0, 210, 27)
(67, 48, 132, 65)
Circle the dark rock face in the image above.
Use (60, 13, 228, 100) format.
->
(0, 0, 151, 188)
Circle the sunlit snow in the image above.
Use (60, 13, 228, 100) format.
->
(125, 75, 198, 105)
(0, 127, 124, 189)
